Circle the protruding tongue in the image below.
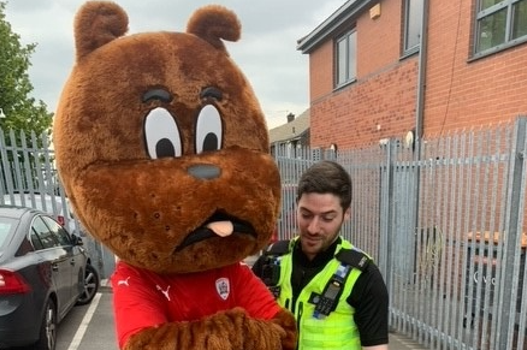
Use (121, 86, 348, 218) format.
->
(206, 221, 234, 237)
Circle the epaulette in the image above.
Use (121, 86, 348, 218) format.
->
(264, 240, 291, 256)
(335, 248, 370, 271)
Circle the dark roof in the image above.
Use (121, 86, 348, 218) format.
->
(269, 109, 310, 143)
(297, 0, 376, 54)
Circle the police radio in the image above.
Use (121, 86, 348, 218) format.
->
(312, 264, 351, 319)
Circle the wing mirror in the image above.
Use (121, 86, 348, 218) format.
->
(72, 234, 84, 246)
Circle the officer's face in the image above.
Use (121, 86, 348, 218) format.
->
(296, 192, 350, 260)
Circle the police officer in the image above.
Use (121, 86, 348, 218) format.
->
(252, 160, 389, 350)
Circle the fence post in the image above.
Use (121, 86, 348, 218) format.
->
(379, 139, 396, 292)
(0, 129, 17, 195)
(497, 116, 527, 349)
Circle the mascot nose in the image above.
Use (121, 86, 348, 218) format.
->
(187, 164, 221, 180)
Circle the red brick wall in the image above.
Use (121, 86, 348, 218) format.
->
(310, 61, 418, 148)
(424, 1, 527, 134)
(308, 0, 527, 148)
(358, 0, 403, 77)
(309, 41, 334, 101)
(309, 1, 418, 148)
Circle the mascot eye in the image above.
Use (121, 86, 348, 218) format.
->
(144, 107, 182, 159)
(195, 105, 223, 154)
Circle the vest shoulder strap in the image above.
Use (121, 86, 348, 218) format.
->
(264, 240, 291, 256)
(335, 248, 370, 271)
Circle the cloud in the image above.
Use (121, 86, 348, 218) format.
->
(5, 0, 344, 128)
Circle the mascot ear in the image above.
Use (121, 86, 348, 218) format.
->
(187, 5, 241, 51)
(74, 1, 128, 61)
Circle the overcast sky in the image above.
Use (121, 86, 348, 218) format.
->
(5, 0, 343, 128)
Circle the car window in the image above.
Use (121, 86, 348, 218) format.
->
(30, 228, 45, 250)
(0, 217, 16, 249)
(32, 216, 60, 249)
(41, 216, 72, 246)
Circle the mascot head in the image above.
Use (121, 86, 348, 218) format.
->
(53, 1, 281, 274)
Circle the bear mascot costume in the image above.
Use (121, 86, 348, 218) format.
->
(52, 2, 296, 349)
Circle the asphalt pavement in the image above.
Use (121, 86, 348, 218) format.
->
(76, 285, 118, 350)
(54, 282, 118, 350)
(52, 277, 428, 350)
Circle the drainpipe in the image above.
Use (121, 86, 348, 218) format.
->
(413, 0, 430, 250)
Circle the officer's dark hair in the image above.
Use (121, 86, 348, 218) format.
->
(296, 160, 352, 210)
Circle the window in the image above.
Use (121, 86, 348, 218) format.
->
(32, 216, 59, 249)
(0, 218, 15, 248)
(475, 0, 527, 54)
(335, 30, 357, 87)
(30, 228, 44, 250)
(42, 216, 72, 246)
(404, 0, 424, 52)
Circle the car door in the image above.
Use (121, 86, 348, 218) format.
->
(41, 216, 84, 307)
(31, 216, 72, 317)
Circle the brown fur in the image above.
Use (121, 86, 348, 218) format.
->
(125, 308, 296, 350)
(53, 1, 296, 349)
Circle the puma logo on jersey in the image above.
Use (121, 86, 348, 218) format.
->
(156, 284, 171, 301)
(117, 277, 130, 287)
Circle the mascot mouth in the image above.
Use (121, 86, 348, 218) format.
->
(174, 212, 256, 252)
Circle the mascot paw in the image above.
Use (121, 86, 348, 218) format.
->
(227, 307, 297, 350)
(212, 307, 288, 349)
(270, 309, 297, 350)
(124, 307, 295, 350)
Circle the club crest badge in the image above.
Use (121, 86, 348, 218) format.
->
(215, 277, 230, 300)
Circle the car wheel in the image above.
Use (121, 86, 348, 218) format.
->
(35, 298, 57, 350)
(76, 264, 100, 305)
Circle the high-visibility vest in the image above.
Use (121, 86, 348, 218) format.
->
(274, 238, 369, 350)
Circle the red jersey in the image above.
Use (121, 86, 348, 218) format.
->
(111, 260, 282, 349)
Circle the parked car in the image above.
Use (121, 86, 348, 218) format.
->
(1, 193, 79, 236)
(0, 205, 99, 350)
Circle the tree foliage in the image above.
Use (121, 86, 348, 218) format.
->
(0, 1, 53, 135)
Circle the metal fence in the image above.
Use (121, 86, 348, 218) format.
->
(0, 128, 115, 278)
(273, 117, 527, 350)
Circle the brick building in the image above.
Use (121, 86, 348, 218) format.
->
(297, 0, 527, 150)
